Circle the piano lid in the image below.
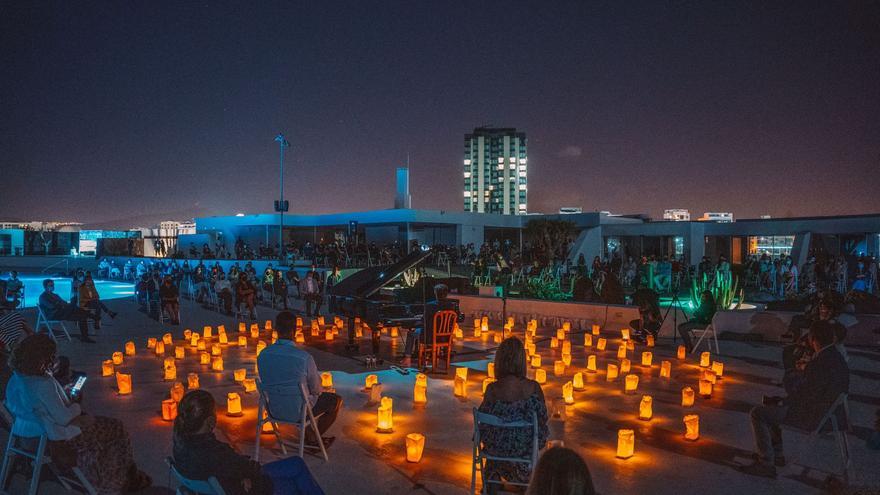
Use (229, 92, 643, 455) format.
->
(329, 248, 433, 299)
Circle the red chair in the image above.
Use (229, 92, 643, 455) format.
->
(418, 310, 457, 374)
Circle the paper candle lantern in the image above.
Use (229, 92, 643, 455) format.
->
(677, 345, 686, 360)
(197, 339, 206, 351)
(264, 319, 272, 330)
(413, 373, 427, 390)
(699, 380, 712, 398)
(101, 359, 114, 377)
(226, 392, 242, 416)
(162, 333, 172, 345)
(184, 329, 192, 340)
(681, 386, 695, 407)
(321, 372, 333, 388)
(365, 374, 378, 390)
(641, 351, 653, 367)
(239, 322, 246, 333)
(621, 328, 630, 341)
(187, 373, 200, 389)
(616, 429, 634, 459)
(405, 433, 425, 462)
(155, 341, 165, 356)
(562, 321, 571, 332)
(171, 381, 185, 402)
(639, 395, 653, 420)
(701, 369, 717, 384)
(606, 363, 619, 381)
(646, 335, 655, 347)
(211, 356, 223, 371)
(562, 353, 572, 367)
(531, 355, 542, 368)
(190, 334, 200, 347)
(660, 360, 672, 378)
(454, 376, 467, 398)
(625, 374, 639, 393)
(164, 363, 177, 381)
(377, 397, 393, 432)
(210, 344, 221, 356)
(487, 362, 495, 379)
(563, 381, 574, 405)
(164, 356, 176, 369)
(711, 361, 724, 378)
(162, 399, 178, 421)
(550, 337, 559, 349)
(535, 369, 547, 384)
(481, 377, 495, 395)
(108, 352, 123, 367)
(573, 372, 584, 390)
(199, 352, 210, 365)
(367, 383, 383, 404)
(556, 328, 565, 341)
(700, 352, 710, 368)
(147, 337, 157, 349)
(454, 325, 463, 339)
(218, 332, 228, 345)
(554, 360, 565, 376)
(584, 334, 593, 347)
(243, 378, 257, 393)
(238, 335, 247, 347)
(526, 343, 536, 357)
(203, 326, 212, 339)
(619, 358, 631, 374)
(455, 367, 468, 381)
(587, 355, 597, 372)
(231, 368, 245, 382)
(591, 324, 600, 335)
(684, 414, 700, 441)
(596, 338, 607, 351)
(250, 325, 259, 339)
(561, 340, 572, 355)
(414, 383, 428, 404)
(116, 372, 132, 395)
(175, 346, 185, 360)
(256, 340, 267, 356)
(474, 325, 482, 338)
(125, 341, 135, 356)
(324, 330, 334, 341)
(295, 331, 305, 344)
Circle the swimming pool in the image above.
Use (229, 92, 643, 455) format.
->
(13, 276, 135, 308)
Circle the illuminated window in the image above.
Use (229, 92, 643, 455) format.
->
(463, 172, 471, 178)
(464, 159, 471, 165)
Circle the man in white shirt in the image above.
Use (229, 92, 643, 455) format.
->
(257, 311, 342, 448)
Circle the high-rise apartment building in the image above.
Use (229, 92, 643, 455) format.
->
(463, 127, 527, 215)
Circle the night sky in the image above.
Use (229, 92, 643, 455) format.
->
(2, 1, 879, 226)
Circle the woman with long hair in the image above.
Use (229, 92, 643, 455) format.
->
(172, 390, 323, 495)
(5, 334, 150, 493)
(526, 447, 596, 495)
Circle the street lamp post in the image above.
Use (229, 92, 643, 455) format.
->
(274, 134, 290, 263)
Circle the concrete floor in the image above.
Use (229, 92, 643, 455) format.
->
(3, 294, 879, 495)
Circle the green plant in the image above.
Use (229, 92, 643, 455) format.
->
(690, 271, 740, 309)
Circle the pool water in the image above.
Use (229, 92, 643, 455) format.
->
(14, 276, 135, 308)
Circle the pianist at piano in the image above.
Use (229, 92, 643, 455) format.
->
(402, 283, 460, 366)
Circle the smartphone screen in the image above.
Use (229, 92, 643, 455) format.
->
(71, 375, 87, 394)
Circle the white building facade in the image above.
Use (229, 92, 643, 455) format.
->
(663, 209, 691, 221)
(463, 127, 527, 215)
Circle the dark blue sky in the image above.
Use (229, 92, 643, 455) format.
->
(2, 1, 878, 225)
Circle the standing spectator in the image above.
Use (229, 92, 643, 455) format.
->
(38, 279, 98, 343)
(300, 271, 321, 317)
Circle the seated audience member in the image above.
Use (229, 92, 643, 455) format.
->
(0, 306, 34, 350)
(630, 288, 662, 343)
(236, 273, 257, 320)
(403, 283, 459, 365)
(272, 270, 288, 310)
(38, 279, 98, 343)
(479, 337, 549, 489)
(676, 290, 717, 352)
(741, 320, 850, 478)
(597, 270, 625, 305)
(571, 275, 596, 303)
(526, 447, 596, 495)
(159, 275, 181, 324)
(173, 390, 324, 495)
(257, 311, 342, 449)
(5, 271, 24, 307)
(5, 334, 151, 492)
(214, 273, 233, 314)
(78, 273, 117, 325)
(782, 298, 841, 376)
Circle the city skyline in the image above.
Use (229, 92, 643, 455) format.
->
(2, 2, 879, 225)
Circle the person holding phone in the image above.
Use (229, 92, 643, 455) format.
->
(4, 334, 151, 492)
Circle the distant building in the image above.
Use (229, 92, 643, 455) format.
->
(698, 212, 734, 223)
(463, 127, 527, 215)
(395, 167, 412, 209)
(559, 207, 583, 214)
(663, 209, 691, 221)
(760, 214, 772, 219)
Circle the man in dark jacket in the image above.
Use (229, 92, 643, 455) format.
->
(38, 279, 98, 343)
(742, 320, 849, 478)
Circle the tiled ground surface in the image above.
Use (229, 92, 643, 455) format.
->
(3, 294, 879, 495)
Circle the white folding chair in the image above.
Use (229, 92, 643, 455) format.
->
(165, 457, 226, 495)
(254, 380, 328, 462)
(34, 306, 72, 342)
(784, 393, 853, 485)
(0, 410, 96, 495)
(691, 323, 719, 354)
(471, 408, 539, 494)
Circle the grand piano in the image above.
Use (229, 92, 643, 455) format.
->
(329, 247, 460, 354)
